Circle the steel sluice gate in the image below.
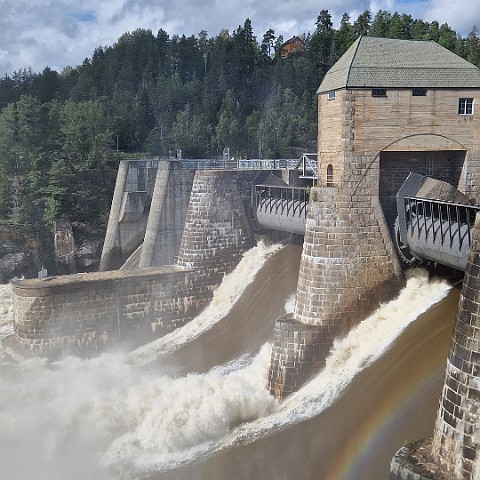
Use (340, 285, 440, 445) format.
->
(254, 185, 308, 235)
(395, 173, 480, 271)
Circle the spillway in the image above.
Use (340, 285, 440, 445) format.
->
(0, 241, 456, 480)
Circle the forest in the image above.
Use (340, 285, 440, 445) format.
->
(0, 9, 480, 231)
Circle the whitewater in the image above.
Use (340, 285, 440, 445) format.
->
(0, 240, 451, 480)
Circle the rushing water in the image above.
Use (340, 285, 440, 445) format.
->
(0, 240, 457, 480)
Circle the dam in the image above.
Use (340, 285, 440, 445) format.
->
(6, 36, 480, 479)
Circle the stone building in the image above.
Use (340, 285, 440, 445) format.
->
(269, 36, 480, 400)
(317, 35, 480, 223)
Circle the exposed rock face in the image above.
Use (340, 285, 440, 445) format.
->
(0, 222, 105, 284)
(0, 226, 39, 283)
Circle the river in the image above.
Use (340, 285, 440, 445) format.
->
(0, 241, 457, 479)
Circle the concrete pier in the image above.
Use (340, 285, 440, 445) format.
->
(99, 160, 130, 271)
(138, 161, 195, 268)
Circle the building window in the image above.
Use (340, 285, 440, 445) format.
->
(458, 98, 474, 115)
(326, 164, 334, 187)
(426, 153, 434, 176)
(412, 89, 427, 96)
(327, 91, 336, 100)
(372, 89, 387, 97)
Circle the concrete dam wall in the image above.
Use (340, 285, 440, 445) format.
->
(12, 163, 262, 355)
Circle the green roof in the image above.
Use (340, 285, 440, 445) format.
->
(317, 36, 480, 93)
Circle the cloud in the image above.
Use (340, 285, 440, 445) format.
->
(0, 0, 479, 77)
(426, 0, 480, 33)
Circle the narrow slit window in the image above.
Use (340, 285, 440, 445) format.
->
(426, 153, 434, 176)
(326, 164, 334, 187)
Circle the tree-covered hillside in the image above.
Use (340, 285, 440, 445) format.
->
(0, 9, 479, 230)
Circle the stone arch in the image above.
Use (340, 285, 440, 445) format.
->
(381, 133, 468, 152)
(378, 133, 467, 234)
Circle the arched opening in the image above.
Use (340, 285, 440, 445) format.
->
(326, 164, 334, 187)
(379, 149, 466, 235)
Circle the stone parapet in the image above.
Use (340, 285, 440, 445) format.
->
(12, 266, 206, 355)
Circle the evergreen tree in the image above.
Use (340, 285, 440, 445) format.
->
(370, 10, 391, 38)
(465, 26, 480, 66)
(0, 9, 478, 228)
(261, 29, 276, 57)
(354, 10, 371, 37)
(215, 89, 242, 155)
(336, 13, 356, 58)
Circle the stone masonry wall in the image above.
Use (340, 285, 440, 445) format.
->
(268, 183, 402, 398)
(295, 186, 400, 329)
(268, 315, 325, 401)
(430, 214, 480, 479)
(13, 168, 260, 356)
(462, 150, 480, 204)
(176, 170, 255, 288)
(12, 266, 207, 355)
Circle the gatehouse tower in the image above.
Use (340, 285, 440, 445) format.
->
(269, 36, 480, 400)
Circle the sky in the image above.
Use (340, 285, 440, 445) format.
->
(0, 0, 479, 78)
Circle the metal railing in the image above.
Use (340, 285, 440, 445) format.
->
(298, 153, 318, 180)
(403, 196, 480, 251)
(125, 156, 315, 173)
(254, 185, 309, 219)
(176, 158, 300, 170)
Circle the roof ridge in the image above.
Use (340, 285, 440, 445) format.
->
(346, 36, 362, 87)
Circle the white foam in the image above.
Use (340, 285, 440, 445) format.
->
(105, 344, 276, 477)
(0, 267, 452, 479)
(0, 283, 13, 336)
(115, 268, 451, 476)
(129, 238, 282, 366)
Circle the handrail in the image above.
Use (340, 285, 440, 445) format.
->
(254, 185, 309, 220)
(403, 196, 480, 252)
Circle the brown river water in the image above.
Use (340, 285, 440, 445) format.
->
(0, 241, 457, 480)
